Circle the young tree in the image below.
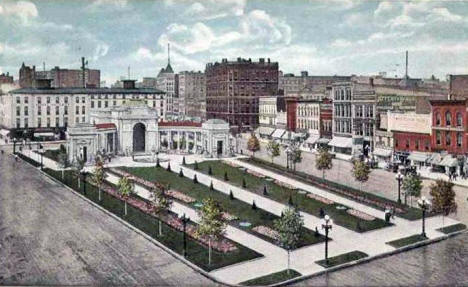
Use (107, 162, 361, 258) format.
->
(57, 151, 69, 180)
(196, 198, 227, 266)
(430, 179, 457, 226)
(402, 173, 423, 207)
(149, 183, 173, 236)
(72, 159, 85, 189)
(247, 133, 260, 158)
(352, 160, 371, 191)
(315, 147, 333, 179)
(266, 140, 280, 163)
(288, 143, 302, 171)
(117, 175, 134, 216)
(274, 206, 304, 275)
(90, 160, 106, 201)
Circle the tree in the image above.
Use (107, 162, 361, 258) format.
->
(196, 198, 226, 266)
(72, 158, 85, 189)
(266, 140, 280, 163)
(210, 181, 214, 191)
(167, 162, 171, 171)
(208, 165, 213, 175)
(352, 160, 371, 191)
(247, 133, 260, 157)
(224, 171, 229, 181)
(242, 177, 247, 188)
(90, 160, 106, 201)
(179, 168, 184, 177)
(149, 183, 173, 236)
(430, 179, 457, 226)
(288, 143, 302, 171)
(117, 175, 134, 216)
(229, 190, 234, 200)
(57, 151, 68, 180)
(193, 174, 198, 183)
(402, 173, 423, 207)
(315, 147, 333, 179)
(194, 161, 199, 170)
(274, 206, 304, 275)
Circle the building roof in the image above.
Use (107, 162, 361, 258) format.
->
(204, 119, 228, 125)
(159, 121, 202, 127)
(9, 87, 165, 95)
(95, 123, 116, 129)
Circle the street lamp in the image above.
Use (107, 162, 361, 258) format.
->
(39, 146, 44, 170)
(395, 171, 404, 204)
(321, 215, 333, 266)
(180, 213, 190, 258)
(417, 196, 430, 238)
(285, 146, 292, 170)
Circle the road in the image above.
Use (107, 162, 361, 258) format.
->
(0, 153, 217, 286)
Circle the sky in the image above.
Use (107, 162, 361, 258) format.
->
(1, 0, 468, 86)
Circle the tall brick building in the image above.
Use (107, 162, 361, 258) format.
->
(205, 58, 279, 131)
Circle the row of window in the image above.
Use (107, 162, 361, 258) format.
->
(435, 131, 463, 147)
(395, 138, 431, 150)
(435, 111, 463, 127)
(334, 88, 352, 101)
(15, 116, 85, 128)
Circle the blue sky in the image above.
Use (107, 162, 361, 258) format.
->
(1, 0, 468, 85)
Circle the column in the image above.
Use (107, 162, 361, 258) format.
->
(113, 132, 116, 154)
(185, 131, 189, 152)
(177, 131, 180, 151)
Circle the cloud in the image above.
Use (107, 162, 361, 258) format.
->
(374, 1, 394, 16)
(0, 1, 38, 25)
(330, 39, 352, 48)
(429, 7, 463, 23)
(87, 0, 128, 12)
(184, 0, 246, 20)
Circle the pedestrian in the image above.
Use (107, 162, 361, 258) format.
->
(14, 154, 18, 162)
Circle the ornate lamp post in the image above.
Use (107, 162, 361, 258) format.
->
(39, 146, 44, 170)
(321, 215, 333, 265)
(395, 171, 404, 204)
(417, 196, 430, 238)
(180, 213, 190, 258)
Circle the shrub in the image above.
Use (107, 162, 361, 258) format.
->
(229, 190, 234, 200)
(193, 174, 198, 183)
(242, 178, 247, 188)
(224, 171, 229, 181)
(210, 181, 214, 191)
(263, 185, 268, 195)
(252, 200, 257, 210)
(156, 158, 160, 167)
(208, 166, 213, 175)
(167, 162, 171, 171)
(179, 169, 184, 177)
(194, 161, 199, 170)
(288, 195, 294, 206)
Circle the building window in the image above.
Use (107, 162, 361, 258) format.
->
(457, 113, 463, 126)
(47, 97, 50, 104)
(446, 111, 452, 126)
(64, 117, 68, 127)
(38, 97, 41, 104)
(38, 107, 41, 116)
(24, 97, 28, 104)
(55, 117, 59, 127)
(16, 97, 20, 104)
(16, 106, 20, 116)
(24, 120, 28, 129)
(114, 100, 117, 106)
(56, 97, 59, 104)
(91, 101, 95, 108)
(457, 132, 463, 147)
(55, 106, 59, 115)
(65, 97, 68, 104)
(105, 101, 108, 108)
(82, 97, 85, 103)
(415, 140, 419, 150)
(98, 101, 101, 108)
(82, 106, 85, 114)
(38, 118, 42, 127)
(24, 107, 28, 116)
(82, 116, 85, 123)
(76, 97, 79, 104)
(436, 131, 441, 145)
(76, 106, 79, 114)
(16, 118, 20, 128)
(446, 131, 451, 146)
(47, 118, 51, 128)
(65, 107, 68, 115)
(436, 112, 441, 125)
(76, 117, 79, 124)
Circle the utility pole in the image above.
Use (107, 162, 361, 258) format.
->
(405, 50, 408, 79)
(168, 43, 170, 66)
(81, 57, 86, 88)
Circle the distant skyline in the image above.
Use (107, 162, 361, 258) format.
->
(1, 0, 468, 85)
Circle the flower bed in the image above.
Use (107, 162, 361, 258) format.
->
(167, 189, 196, 203)
(274, 180, 296, 190)
(307, 193, 334, 205)
(222, 212, 239, 221)
(223, 160, 240, 168)
(246, 169, 266, 178)
(252, 225, 279, 240)
(346, 209, 375, 221)
(101, 182, 236, 253)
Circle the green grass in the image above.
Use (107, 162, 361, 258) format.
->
(240, 157, 424, 221)
(315, 251, 368, 268)
(42, 168, 262, 272)
(436, 223, 467, 234)
(386, 234, 428, 248)
(188, 161, 390, 233)
(240, 269, 301, 286)
(43, 149, 61, 161)
(119, 166, 326, 249)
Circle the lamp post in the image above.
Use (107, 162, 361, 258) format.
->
(286, 146, 292, 170)
(180, 213, 190, 258)
(321, 215, 333, 266)
(417, 196, 430, 238)
(13, 138, 17, 154)
(39, 146, 44, 170)
(395, 171, 404, 204)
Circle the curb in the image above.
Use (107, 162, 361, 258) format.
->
(18, 156, 236, 287)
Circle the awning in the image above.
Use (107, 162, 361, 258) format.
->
(408, 152, 430, 163)
(328, 136, 352, 148)
(317, 138, 331, 144)
(305, 135, 320, 144)
(294, 133, 307, 139)
(281, 132, 293, 140)
(373, 148, 392, 157)
(257, 126, 275, 136)
(272, 129, 286, 139)
(429, 153, 443, 165)
(439, 155, 458, 167)
(34, 132, 54, 137)
(0, 129, 10, 137)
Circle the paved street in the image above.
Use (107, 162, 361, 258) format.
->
(239, 136, 468, 224)
(0, 153, 217, 286)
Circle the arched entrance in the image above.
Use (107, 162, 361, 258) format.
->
(133, 123, 146, 152)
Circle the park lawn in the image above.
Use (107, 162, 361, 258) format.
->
(315, 250, 368, 268)
(241, 157, 423, 221)
(119, 166, 326, 249)
(189, 161, 391, 233)
(43, 149, 62, 161)
(240, 269, 301, 286)
(386, 234, 428, 248)
(436, 223, 467, 234)
(42, 168, 262, 272)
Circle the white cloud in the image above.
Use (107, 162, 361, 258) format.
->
(131, 46, 203, 72)
(87, 0, 128, 12)
(330, 39, 352, 48)
(429, 7, 463, 23)
(0, 1, 38, 25)
(184, 0, 246, 20)
(374, 1, 394, 16)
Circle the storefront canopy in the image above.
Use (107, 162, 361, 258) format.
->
(373, 148, 392, 157)
(328, 136, 352, 148)
(272, 129, 286, 139)
(305, 134, 320, 144)
(429, 153, 443, 165)
(408, 152, 431, 163)
(256, 126, 275, 136)
(439, 155, 458, 167)
(317, 138, 331, 144)
(34, 132, 55, 137)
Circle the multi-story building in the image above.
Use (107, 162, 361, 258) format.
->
(330, 81, 376, 158)
(156, 60, 178, 119)
(205, 58, 279, 132)
(19, 61, 100, 88)
(0, 73, 14, 85)
(448, 74, 468, 99)
(279, 71, 350, 96)
(257, 96, 285, 138)
(178, 71, 206, 120)
(0, 79, 165, 140)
